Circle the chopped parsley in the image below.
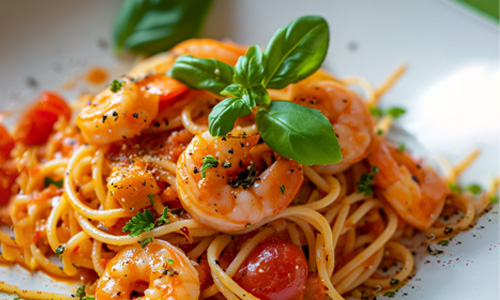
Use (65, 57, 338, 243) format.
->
(122, 209, 155, 237)
(81, 297, 95, 300)
(148, 193, 155, 206)
(437, 239, 450, 246)
(356, 165, 379, 196)
(168, 258, 175, 265)
(44, 177, 63, 188)
(140, 237, 153, 248)
(376, 129, 383, 135)
(156, 206, 170, 226)
(384, 290, 396, 298)
(369, 106, 406, 119)
(386, 107, 406, 119)
(75, 285, 86, 299)
(280, 185, 285, 194)
(109, 79, 124, 93)
(398, 143, 405, 152)
(369, 106, 382, 117)
(390, 278, 400, 286)
(123, 206, 170, 237)
(200, 155, 218, 178)
(55, 244, 65, 255)
(449, 183, 462, 193)
(466, 184, 482, 195)
(489, 195, 499, 203)
(13, 297, 20, 300)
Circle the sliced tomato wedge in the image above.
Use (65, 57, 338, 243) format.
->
(14, 91, 71, 145)
(138, 75, 189, 111)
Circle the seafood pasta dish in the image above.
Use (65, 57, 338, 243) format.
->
(0, 16, 496, 300)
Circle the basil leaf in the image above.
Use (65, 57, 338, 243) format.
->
(264, 16, 329, 89)
(234, 45, 265, 88)
(168, 55, 234, 95)
(255, 101, 341, 165)
(113, 0, 212, 55)
(208, 98, 252, 136)
(241, 89, 257, 108)
(220, 83, 244, 97)
(250, 86, 271, 106)
(241, 86, 271, 108)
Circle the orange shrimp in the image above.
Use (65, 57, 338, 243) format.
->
(292, 80, 374, 174)
(128, 38, 247, 77)
(76, 79, 159, 145)
(367, 138, 450, 229)
(176, 131, 304, 232)
(95, 239, 200, 300)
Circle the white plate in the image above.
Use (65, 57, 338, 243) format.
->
(0, 0, 498, 299)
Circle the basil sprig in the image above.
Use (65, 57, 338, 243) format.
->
(169, 16, 341, 165)
(113, 0, 212, 55)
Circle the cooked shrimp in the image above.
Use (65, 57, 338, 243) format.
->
(176, 131, 304, 232)
(95, 239, 200, 300)
(76, 79, 159, 145)
(128, 38, 247, 77)
(291, 80, 374, 174)
(107, 161, 161, 212)
(367, 138, 450, 229)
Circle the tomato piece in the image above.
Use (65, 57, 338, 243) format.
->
(138, 75, 189, 111)
(14, 91, 71, 145)
(234, 237, 308, 300)
(0, 124, 14, 160)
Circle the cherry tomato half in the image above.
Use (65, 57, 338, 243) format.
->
(234, 237, 308, 300)
(138, 75, 189, 111)
(14, 91, 71, 145)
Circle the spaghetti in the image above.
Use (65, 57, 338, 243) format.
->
(0, 37, 496, 300)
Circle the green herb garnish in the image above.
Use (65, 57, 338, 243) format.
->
(467, 184, 482, 195)
(44, 177, 63, 188)
(438, 239, 450, 246)
(113, 0, 212, 55)
(168, 258, 175, 264)
(140, 237, 154, 248)
(398, 143, 405, 152)
(369, 106, 383, 117)
(200, 155, 218, 178)
(123, 205, 170, 237)
(109, 80, 124, 93)
(157, 206, 170, 226)
(357, 165, 379, 196)
(280, 184, 285, 194)
(55, 244, 65, 255)
(148, 193, 155, 206)
(384, 290, 396, 298)
(489, 195, 499, 203)
(169, 16, 341, 165)
(449, 183, 462, 193)
(390, 278, 400, 286)
(122, 209, 155, 237)
(75, 285, 89, 300)
(386, 107, 406, 119)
